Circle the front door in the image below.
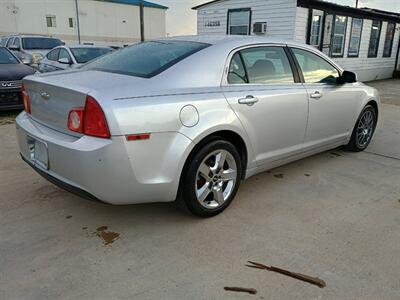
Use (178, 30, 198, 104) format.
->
(290, 47, 359, 149)
(222, 46, 309, 166)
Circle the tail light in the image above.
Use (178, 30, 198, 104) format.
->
(21, 84, 31, 114)
(68, 95, 110, 139)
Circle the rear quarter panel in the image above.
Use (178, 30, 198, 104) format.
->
(107, 88, 257, 170)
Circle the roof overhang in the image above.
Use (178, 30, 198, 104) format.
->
(298, 0, 400, 23)
(192, 0, 224, 10)
(96, 0, 168, 10)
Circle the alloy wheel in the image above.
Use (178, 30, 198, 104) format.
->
(356, 110, 375, 148)
(195, 149, 237, 209)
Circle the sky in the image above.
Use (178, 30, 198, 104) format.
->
(154, 0, 400, 36)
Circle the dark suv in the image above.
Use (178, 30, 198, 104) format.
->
(0, 47, 36, 110)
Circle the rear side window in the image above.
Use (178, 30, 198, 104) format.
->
(7, 38, 15, 47)
(291, 48, 339, 84)
(47, 48, 60, 61)
(83, 41, 210, 78)
(228, 46, 294, 84)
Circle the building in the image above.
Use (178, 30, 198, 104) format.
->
(193, 0, 400, 81)
(0, 0, 167, 47)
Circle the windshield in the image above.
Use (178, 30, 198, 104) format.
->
(22, 37, 63, 50)
(0, 48, 19, 64)
(82, 41, 210, 78)
(71, 47, 112, 64)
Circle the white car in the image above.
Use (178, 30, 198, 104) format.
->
(38, 45, 112, 73)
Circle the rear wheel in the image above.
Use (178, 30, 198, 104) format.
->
(180, 140, 242, 217)
(345, 105, 377, 152)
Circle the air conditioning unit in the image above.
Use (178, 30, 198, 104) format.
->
(253, 22, 267, 34)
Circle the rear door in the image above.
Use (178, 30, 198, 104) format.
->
(290, 47, 359, 149)
(222, 45, 309, 166)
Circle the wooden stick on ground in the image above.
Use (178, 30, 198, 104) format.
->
(246, 261, 326, 288)
(224, 287, 257, 295)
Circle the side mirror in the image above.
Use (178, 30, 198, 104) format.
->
(337, 70, 357, 84)
(8, 45, 20, 51)
(58, 57, 71, 65)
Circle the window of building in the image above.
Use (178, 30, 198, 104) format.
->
(348, 18, 363, 57)
(383, 23, 395, 57)
(331, 15, 347, 57)
(309, 12, 323, 47)
(368, 20, 382, 58)
(68, 18, 75, 28)
(46, 15, 56, 28)
(227, 9, 251, 35)
(228, 47, 294, 84)
(292, 48, 340, 84)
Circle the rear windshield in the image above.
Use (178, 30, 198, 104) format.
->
(82, 41, 210, 78)
(0, 48, 18, 64)
(71, 47, 112, 64)
(22, 37, 63, 50)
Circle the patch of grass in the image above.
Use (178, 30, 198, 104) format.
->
(0, 110, 21, 126)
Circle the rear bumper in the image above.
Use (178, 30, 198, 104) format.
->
(21, 153, 104, 203)
(16, 112, 194, 205)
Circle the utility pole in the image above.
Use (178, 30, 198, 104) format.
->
(140, 0, 145, 42)
(75, 0, 81, 44)
(355, 0, 359, 8)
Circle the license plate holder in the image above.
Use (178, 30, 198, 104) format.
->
(27, 136, 49, 170)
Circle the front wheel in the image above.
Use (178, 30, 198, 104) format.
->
(345, 105, 377, 152)
(180, 140, 242, 217)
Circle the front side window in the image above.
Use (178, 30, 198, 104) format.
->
(228, 9, 251, 35)
(383, 23, 395, 57)
(228, 47, 294, 84)
(292, 48, 339, 84)
(22, 38, 63, 50)
(0, 48, 19, 64)
(310, 13, 323, 47)
(331, 15, 347, 57)
(71, 48, 112, 64)
(83, 41, 210, 78)
(348, 18, 363, 57)
(368, 20, 382, 58)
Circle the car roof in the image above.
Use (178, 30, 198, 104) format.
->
(2, 35, 60, 39)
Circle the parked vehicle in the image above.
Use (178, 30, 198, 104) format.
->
(16, 36, 380, 217)
(0, 47, 36, 110)
(39, 45, 113, 73)
(2, 35, 63, 67)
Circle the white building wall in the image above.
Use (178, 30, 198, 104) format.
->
(196, 0, 298, 40)
(0, 0, 166, 46)
(294, 8, 400, 81)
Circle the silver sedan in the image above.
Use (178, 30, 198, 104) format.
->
(16, 36, 380, 217)
(38, 45, 112, 73)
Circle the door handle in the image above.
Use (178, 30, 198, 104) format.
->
(310, 91, 322, 99)
(238, 95, 259, 106)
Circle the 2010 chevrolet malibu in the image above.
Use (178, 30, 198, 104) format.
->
(16, 36, 380, 217)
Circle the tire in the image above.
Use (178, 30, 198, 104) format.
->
(179, 140, 242, 217)
(345, 105, 377, 152)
